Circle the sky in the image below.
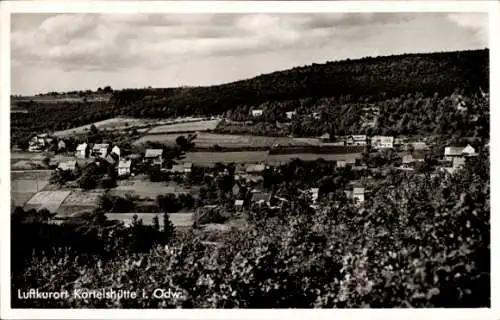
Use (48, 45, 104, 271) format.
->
(11, 12, 489, 96)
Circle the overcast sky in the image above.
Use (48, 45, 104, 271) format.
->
(11, 12, 488, 95)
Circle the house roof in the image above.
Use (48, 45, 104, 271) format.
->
(76, 143, 87, 151)
(118, 159, 132, 168)
(145, 149, 163, 158)
(104, 154, 117, 164)
(234, 200, 244, 206)
(93, 143, 109, 150)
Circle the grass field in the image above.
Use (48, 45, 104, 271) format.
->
(24, 190, 72, 213)
(147, 119, 221, 134)
(182, 151, 270, 166)
(105, 212, 194, 228)
(11, 171, 52, 207)
(266, 153, 362, 165)
(135, 132, 321, 148)
(52, 117, 158, 137)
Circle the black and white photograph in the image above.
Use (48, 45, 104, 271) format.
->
(1, 0, 496, 317)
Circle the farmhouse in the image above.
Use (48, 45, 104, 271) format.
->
(251, 109, 263, 117)
(118, 159, 132, 177)
(57, 160, 77, 172)
(75, 143, 89, 159)
(111, 146, 120, 158)
(337, 158, 356, 168)
(285, 111, 296, 120)
(371, 136, 394, 149)
(444, 144, 476, 161)
(346, 135, 367, 146)
(144, 149, 163, 166)
(91, 143, 109, 158)
(245, 163, 266, 174)
(57, 140, 66, 151)
(353, 187, 365, 204)
(234, 199, 245, 210)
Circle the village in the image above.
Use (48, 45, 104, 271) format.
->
(11, 111, 481, 232)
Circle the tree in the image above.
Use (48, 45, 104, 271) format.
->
(163, 212, 175, 241)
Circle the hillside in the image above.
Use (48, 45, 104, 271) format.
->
(110, 49, 488, 117)
(11, 49, 489, 145)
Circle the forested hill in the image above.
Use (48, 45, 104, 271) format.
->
(11, 49, 489, 143)
(111, 49, 489, 117)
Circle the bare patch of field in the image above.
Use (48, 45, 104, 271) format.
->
(182, 151, 269, 166)
(25, 190, 72, 213)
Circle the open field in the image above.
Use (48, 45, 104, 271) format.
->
(11, 171, 52, 207)
(182, 151, 270, 166)
(24, 190, 71, 213)
(52, 117, 158, 137)
(147, 119, 221, 134)
(266, 153, 362, 165)
(113, 177, 192, 198)
(134, 132, 321, 148)
(104, 212, 194, 228)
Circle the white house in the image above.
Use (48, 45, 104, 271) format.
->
(452, 157, 466, 168)
(144, 149, 163, 166)
(346, 135, 367, 146)
(251, 109, 263, 117)
(337, 158, 356, 168)
(371, 136, 394, 149)
(57, 140, 66, 151)
(462, 144, 476, 156)
(91, 143, 109, 158)
(57, 160, 77, 172)
(353, 187, 365, 204)
(111, 146, 120, 158)
(118, 159, 132, 177)
(310, 188, 319, 203)
(75, 143, 88, 159)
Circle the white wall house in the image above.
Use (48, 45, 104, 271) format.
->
(75, 143, 88, 159)
(353, 187, 365, 204)
(91, 143, 109, 158)
(118, 159, 132, 177)
(371, 136, 394, 149)
(111, 146, 121, 158)
(251, 109, 263, 117)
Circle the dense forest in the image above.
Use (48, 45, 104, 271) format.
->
(11, 49, 489, 146)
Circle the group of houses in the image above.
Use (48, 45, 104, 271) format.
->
(28, 134, 66, 152)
